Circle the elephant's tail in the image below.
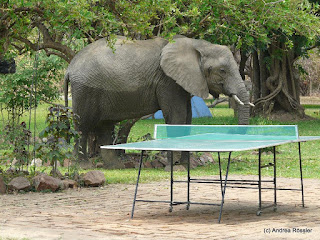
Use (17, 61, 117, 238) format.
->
(64, 73, 70, 107)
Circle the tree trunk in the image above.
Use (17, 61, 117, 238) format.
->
(252, 50, 260, 102)
(252, 42, 305, 118)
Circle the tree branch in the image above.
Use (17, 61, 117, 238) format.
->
(264, 0, 285, 5)
(199, 13, 211, 26)
(14, 33, 75, 63)
(44, 50, 69, 62)
(33, 21, 53, 43)
(207, 97, 228, 108)
(33, 21, 75, 61)
(305, 44, 319, 52)
(254, 64, 282, 106)
(1, 7, 43, 21)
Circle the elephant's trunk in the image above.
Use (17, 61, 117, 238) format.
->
(224, 73, 252, 125)
(235, 84, 250, 125)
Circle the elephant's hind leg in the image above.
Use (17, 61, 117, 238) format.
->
(95, 122, 125, 169)
(76, 131, 95, 169)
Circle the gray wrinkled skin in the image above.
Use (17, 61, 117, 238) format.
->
(65, 36, 250, 160)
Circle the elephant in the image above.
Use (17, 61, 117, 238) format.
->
(64, 36, 253, 163)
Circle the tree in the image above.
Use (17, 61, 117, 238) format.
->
(0, 53, 64, 168)
(0, 0, 177, 158)
(164, 0, 320, 117)
(0, 0, 175, 62)
(1, 1, 319, 160)
(298, 49, 320, 96)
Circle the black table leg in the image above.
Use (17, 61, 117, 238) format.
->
(218, 152, 224, 200)
(257, 148, 262, 216)
(273, 146, 277, 211)
(169, 151, 174, 212)
(218, 152, 232, 223)
(298, 142, 305, 207)
(187, 151, 190, 210)
(131, 150, 145, 219)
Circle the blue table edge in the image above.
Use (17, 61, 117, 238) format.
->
(101, 136, 320, 152)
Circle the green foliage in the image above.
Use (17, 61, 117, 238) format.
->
(0, 53, 63, 126)
(1, 121, 31, 168)
(168, 0, 320, 52)
(36, 106, 80, 172)
(1, 0, 176, 60)
(2, 0, 319, 59)
(0, 54, 63, 167)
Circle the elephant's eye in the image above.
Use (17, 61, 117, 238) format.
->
(206, 66, 213, 77)
(220, 68, 226, 74)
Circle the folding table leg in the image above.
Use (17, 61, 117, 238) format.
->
(169, 151, 174, 212)
(218, 152, 223, 199)
(298, 142, 305, 207)
(273, 146, 277, 211)
(218, 152, 232, 223)
(131, 150, 145, 219)
(187, 151, 190, 210)
(257, 149, 262, 216)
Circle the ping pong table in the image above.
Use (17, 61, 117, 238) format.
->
(101, 124, 320, 223)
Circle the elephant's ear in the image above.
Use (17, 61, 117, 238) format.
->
(160, 38, 209, 98)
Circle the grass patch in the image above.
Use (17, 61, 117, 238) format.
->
(303, 104, 320, 109)
(1, 103, 320, 183)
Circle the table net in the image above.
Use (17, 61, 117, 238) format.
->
(101, 124, 320, 152)
(154, 125, 299, 141)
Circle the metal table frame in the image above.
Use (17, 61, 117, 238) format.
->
(131, 143, 305, 223)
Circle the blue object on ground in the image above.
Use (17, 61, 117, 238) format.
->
(152, 96, 212, 119)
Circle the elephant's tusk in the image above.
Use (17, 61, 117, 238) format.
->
(232, 95, 244, 105)
(248, 102, 255, 107)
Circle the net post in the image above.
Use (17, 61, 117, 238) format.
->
(154, 124, 158, 139)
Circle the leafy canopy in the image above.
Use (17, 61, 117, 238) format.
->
(1, 0, 319, 60)
(170, 0, 320, 52)
(1, 0, 175, 61)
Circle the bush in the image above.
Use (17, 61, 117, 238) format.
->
(35, 106, 80, 176)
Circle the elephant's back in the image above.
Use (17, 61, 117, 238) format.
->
(68, 37, 168, 122)
(67, 37, 167, 90)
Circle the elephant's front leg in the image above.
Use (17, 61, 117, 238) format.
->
(157, 79, 192, 124)
(165, 99, 191, 167)
(157, 86, 192, 166)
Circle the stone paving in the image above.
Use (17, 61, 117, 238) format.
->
(0, 175, 319, 240)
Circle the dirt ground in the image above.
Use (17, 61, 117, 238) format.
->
(0, 175, 319, 240)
